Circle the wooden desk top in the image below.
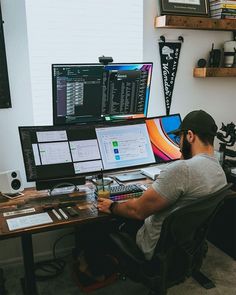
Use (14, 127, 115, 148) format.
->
(0, 184, 109, 239)
(1, 176, 232, 239)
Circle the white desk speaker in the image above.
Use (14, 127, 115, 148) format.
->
(0, 170, 23, 195)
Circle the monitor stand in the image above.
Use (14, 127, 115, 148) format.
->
(35, 176, 86, 193)
(114, 172, 146, 182)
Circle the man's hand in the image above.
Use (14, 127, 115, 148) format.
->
(97, 198, 113, 214)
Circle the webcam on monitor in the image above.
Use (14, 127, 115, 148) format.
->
(98, 56, 113, 65)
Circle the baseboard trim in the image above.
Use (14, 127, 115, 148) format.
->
(0, 246, 74, 267)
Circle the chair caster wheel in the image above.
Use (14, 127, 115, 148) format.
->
(118, 273, 126, 281)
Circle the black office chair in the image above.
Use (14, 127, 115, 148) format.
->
(110, 183, 232, 295)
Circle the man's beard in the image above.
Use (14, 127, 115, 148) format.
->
(181, 135, 192, 160)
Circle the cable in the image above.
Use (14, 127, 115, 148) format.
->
(34, 232, 74, 281)
(34, 259, 66, 281)
(53, 232, 74, 260)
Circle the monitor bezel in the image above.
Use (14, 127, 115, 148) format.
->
(52, 62, 153, 126)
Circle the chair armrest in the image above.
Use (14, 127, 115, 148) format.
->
(110, 232, 145, 264)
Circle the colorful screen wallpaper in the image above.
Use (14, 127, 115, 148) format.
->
(146, 114, 182, 164)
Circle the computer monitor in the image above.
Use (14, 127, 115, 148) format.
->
(19, 124, 102, 190)
(19, 120, 156, 189)
(145, 114, 182, 164)
(95, 121, 156, 171)
(52, 63, 153, 125)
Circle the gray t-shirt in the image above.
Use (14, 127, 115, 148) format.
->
(136, 153, 227, 260)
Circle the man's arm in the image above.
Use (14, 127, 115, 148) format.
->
(97, 187, 170, 220)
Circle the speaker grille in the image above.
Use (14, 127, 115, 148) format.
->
(11, 171, 17, 178)
(11, 179, 21, 190)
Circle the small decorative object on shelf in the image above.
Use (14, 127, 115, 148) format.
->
(233, 48, 236, 67)
(217, 122, 236, 171)
(208, 43, 221, 67)
(157, 0, 209, 17)
(223, 40, 236, 67)
(193, 40, 236, 77)
(197, 58, 207, 67)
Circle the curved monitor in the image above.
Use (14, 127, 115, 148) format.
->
(52, 63, 153, 125)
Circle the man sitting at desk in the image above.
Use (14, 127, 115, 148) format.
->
(77, 110, 227, 283)
(98, 109, 227, 260)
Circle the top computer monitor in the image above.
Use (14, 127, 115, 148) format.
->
(145, 114, 182, 164)
(52, 63, 153, 125)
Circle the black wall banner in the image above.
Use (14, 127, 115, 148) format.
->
(159, 36, 183, 115)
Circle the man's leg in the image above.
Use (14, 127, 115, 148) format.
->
(75, 220, 119, 276)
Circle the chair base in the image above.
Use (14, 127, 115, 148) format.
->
(192, 270, 215, 289)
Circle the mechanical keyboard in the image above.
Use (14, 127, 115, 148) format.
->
(109, 184, 143, 202)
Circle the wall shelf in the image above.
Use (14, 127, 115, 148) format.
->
(193, 67, 236, 77)
(155, 15, 236, 31)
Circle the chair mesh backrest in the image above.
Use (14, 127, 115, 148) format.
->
(155, 184, 232, 257)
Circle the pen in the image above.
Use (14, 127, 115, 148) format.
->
(58, 208, 68, 220)
(52, 209, 62, 220)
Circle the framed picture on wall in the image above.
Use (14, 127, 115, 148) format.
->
(159, 0, 209, 17)
(0, 4, 11, 108)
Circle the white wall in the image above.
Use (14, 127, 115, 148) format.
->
(0, 0, 143, 263)
(25, 0, 143, 126)
(0, 0, 33, 174)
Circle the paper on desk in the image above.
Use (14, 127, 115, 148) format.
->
(6, 212, 53, 231)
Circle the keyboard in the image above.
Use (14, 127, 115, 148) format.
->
(109, 184, 143, 202)
(7, 212, 53, 231)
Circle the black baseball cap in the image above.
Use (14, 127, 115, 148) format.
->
(169, 110, 218, 136)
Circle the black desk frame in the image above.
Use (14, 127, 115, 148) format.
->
(21, 233, 37, 294)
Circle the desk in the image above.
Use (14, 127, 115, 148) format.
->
(0, 185, 110, 295)
(3, 176, 233, 293)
